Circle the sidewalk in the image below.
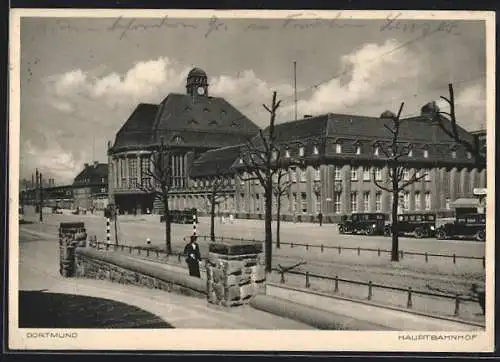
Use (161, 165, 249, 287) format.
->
(18, 231, 314, 330)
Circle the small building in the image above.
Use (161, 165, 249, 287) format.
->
(72, 161, 108, 210)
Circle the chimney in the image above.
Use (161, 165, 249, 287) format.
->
(304, 115, 313, 118)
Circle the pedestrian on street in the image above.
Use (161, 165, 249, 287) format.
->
(184, 235, 201, 278)
(318, 212, 323, 227)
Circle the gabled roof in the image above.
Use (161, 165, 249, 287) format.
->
(112, 103, 158, 150)
(73, 163, 108, 185)
(190, 144, 243, 178)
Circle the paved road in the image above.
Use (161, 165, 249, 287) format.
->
(17, 228, 314, 330)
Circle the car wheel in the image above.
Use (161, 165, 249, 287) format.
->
(436, 229, 446, 240)
(414, 228, 424, 239)
(476, 230, 486, 242)
(366, 227, 375, 236)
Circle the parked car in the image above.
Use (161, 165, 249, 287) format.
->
(338, 213, 388, 235)
(435, 213, 486, 241)
(161, 208, 198, 224)
(384, 213, 437, 238)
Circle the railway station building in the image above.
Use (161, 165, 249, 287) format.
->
(107, 67, 487, 222)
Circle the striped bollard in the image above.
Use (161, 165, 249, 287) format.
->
(106, 217, 111, 246)
(192, 213, 197, 237)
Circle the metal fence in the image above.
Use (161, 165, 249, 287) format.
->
(188, 235, 485, 268)
(273, 268, 481, 318)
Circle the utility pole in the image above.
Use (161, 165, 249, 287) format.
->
(35, 168, 39, 213)
(39, 172, 43, 222)
(293, 61, 297, 121)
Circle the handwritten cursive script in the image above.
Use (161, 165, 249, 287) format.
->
(380, 12, 460, 36)
(108, 16, 198, 39)
(282, 12, 366, 30)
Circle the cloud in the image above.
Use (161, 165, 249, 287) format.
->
(435, 83, 486, 131)
(21, 140, 86, 183)
(291, 39, 422, 118)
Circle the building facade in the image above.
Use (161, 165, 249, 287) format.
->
(185, 113, 486, 222)
(107, 68, 260, 214)
(108, 67, 486, 221)
(72, 161, 109, 210)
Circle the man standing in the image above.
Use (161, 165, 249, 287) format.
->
(318, 212, 323, 227)
(184, 235, 202, 278)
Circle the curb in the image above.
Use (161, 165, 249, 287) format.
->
(249, 294, 393, 330)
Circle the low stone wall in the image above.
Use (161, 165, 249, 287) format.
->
(74, 248, 206, 298)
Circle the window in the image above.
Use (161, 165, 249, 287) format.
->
(299, 168, 307, 182)
(466, 151, 472, 159)
(255, 194, 260, 212)
(313, 145, 319, 155)
(425, 192, 431, 210)
(363, 167, 370, 181)
(356, 145, 361, 155)
(290, 168, 297, 183)
(445, 198, 451, 210)
(374, 147, 379, 156)
(285, 149, 290, 158)
(451, 150, 457, 159)
(334, 166, 342, 181)
(272, 150, 277, 160)
(375, 167, 382, 181)
(414, 192, 421, 211)
(415, 169, 421, 179)
(351, 168, 358, 181)
(375, 192, 382, 212)
(128, 158, 138, 189)
(363, 192, 370, 212)
(301, 192, 308, 213)
(299, 147, 304, 157)
(334, 192, 341, 214)
(140, 157, 151, 187)
(291, 193, 297, 212)
(403, 168, 410, 181)
(424, 169, 431, 182)
(402, 192, 409, 211)
(408, 149, 413, 158)
(313, 168, 321, 181)
(351, 192, 358, 212)
(336, 143, 342, 154)
(239, 174, 245, 185)
(423, 149, 429, 158)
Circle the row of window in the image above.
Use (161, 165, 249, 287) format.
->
(271, 143, 473, 160)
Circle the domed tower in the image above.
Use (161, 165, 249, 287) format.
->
(186, 67, 209, 97)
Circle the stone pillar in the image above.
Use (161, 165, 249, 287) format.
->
(431, 167, 439, 211)
(479, 169, 486, 188)
(341, 164, 350, 214)
(449, 167, 458, 201)
(322, 165, 333, 216)
(459, 168, 467, 197)
(58, 221, 87, 277)
(206, 240, 265, 307)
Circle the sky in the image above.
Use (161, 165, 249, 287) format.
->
(17, 13, 488, 184)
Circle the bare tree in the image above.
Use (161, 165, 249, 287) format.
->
(373, 103, 427, 262)
(426, 83, 486, 164)
(239, 91, 281, 272)
(206, 170, 230, 241)
(136, 137, 173, 255)
(273, 168, 292, 249)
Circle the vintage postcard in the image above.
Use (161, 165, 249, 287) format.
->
(8, 9, 495, 352)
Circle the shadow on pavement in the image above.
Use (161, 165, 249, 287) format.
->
(19, 290, 174, 329)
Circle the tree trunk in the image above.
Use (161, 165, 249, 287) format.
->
(390, 167, 400, 262)
(163, 195, 172, 255)
(210, 191, 216, 241)
(264, 182, 273, 272)
(276, 193, 281, 249)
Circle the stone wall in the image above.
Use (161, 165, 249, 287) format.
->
(206, 240, 266, 307)
(75, 248, 206, 298)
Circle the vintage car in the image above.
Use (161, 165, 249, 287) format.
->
(338, 213, 388, 235)
(161, 208, 198, 224)
(52, 206, 64, 214)
(384, 213, 437, 238)
(435, 213, 486, 241)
